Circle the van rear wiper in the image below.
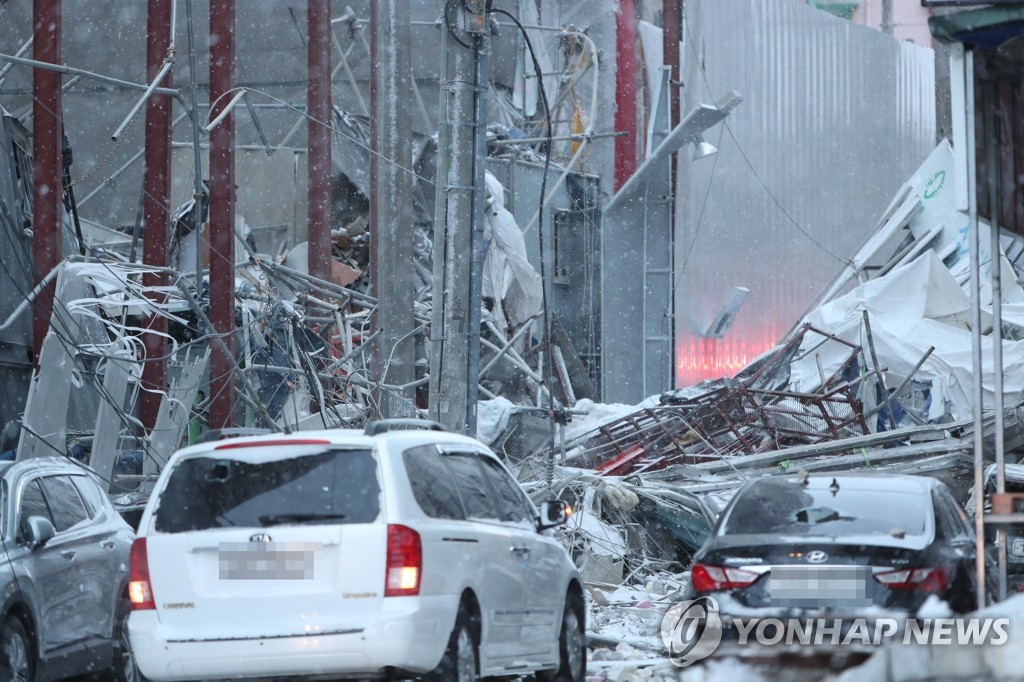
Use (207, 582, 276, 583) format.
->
(257, 513, 347, 526)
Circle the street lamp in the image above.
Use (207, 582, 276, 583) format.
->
(692, 138, 718, 160)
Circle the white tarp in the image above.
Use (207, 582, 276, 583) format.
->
(791, 250, 1024, 423)
(482, 172, 543, 336)
(809, 140, 1008, 312)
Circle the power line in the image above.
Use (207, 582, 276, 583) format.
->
(682, 17, 850, 267)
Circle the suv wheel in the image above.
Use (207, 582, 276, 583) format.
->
(425, 605, 478, 682)
(539, 593, 586, 682)
(1, 617, 33, 682)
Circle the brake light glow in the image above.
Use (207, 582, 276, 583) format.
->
(385, 524, 422, 597)
(128, 538, 155, 610)
(214, 439, 331, 450)
(874, 567, 948, 593)
(690, 563, 760, 592)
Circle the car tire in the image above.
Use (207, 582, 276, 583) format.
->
(111, 597, 143, 682)
(538, 592, 586, 682)
(424, 605, 478, 682)
(0, 617, 34, 682)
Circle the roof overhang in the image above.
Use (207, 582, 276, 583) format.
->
(930, 6, 1024, 54)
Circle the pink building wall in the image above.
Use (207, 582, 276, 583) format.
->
(850, 0, 935, 48)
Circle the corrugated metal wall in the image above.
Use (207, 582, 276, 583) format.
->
(673, 0, 936, 388)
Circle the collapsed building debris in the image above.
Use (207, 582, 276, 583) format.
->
(505, 140, 1024, 597)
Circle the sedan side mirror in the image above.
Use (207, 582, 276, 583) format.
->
(25, 516, 56, 550)
(537, 500, 572, 531)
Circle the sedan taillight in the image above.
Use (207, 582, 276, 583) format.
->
(128, 537, 156, 610)
(874, 567, 948, 593)
(385, 524, 421, 597)
(691, 563, 761, 592)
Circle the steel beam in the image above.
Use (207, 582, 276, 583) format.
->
(308, 0, 332, 283)
(140, 0, 174, 430)
(208, 0, 236, 429)
(31, 0, 62, 364)
(614, 0, 638, 191)
(663, 0, 681, 131)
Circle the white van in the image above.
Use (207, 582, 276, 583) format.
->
(126, 420, 585, 681)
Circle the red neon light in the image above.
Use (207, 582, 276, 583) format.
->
(675, 334, 777, 387)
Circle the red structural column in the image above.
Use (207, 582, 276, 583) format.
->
(663, 0, 681, 131)
(208, 0, 236, 429)
(140, 0, 173, 430)
(664, 0, 682, 390)
(307, 0, 333, 283)
(31, 0, 62, 363)
(613, 0, 638, 192)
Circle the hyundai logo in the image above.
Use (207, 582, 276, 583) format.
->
(250, 533, 272, 543)
(805, 550, 829, 564)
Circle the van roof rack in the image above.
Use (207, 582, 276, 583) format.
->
(195, 428, 273, 444)
(364, 419, 449, 436)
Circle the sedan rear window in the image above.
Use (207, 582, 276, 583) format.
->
(722, 478, 928, 537)
(154, 449, 380, 533)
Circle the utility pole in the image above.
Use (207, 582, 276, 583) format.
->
(370, 0, 416, 417)
(429, 0, 489, 434)
(208, 0, 236, 429)
(140, 0, 173, 431)
(31, 0, 62, 364)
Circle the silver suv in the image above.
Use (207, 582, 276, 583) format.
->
(0, 457, 135, 681)
(128, 420, 585, 681)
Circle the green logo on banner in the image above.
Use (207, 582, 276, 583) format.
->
(924, 170, 945, 200)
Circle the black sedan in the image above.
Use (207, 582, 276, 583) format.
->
(685, 473, 988, 614)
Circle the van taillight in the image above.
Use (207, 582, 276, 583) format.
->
(129, 537, 156, 610)
(385, 524, 421, 597)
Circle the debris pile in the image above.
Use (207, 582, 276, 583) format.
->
(501, 142, 1024, 660)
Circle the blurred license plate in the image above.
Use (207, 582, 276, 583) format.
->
(218, 542, 321, 580)
(770, 565, 872, 608)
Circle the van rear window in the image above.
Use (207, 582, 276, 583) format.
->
(154, 449, 380, 533)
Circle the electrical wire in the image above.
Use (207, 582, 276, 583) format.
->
(0, 258, 157, 453)
(681, 17, 848, 267)
(20, 100, 318, 451)
(487, 6, 558, 485)
(0, 255, 229, 474)
(673, 124, 726, 293)
(444, 0, 474, 50)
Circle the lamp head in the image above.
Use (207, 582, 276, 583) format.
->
(693, 139, 718, 160)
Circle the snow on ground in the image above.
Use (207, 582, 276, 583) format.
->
(583, 577, 776, 681)
(584, 578, 684, 680)
(582, 581, 989, 680)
